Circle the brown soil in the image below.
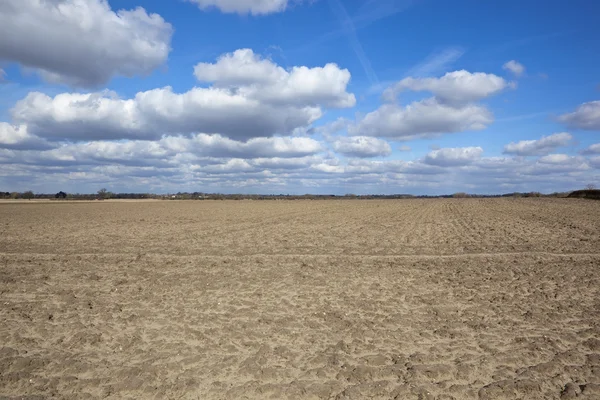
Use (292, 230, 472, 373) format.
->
(1, 199, 599, 399)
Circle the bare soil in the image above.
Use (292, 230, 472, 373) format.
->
(1, 199, 599, 399)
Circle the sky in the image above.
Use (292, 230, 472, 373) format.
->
(0, 0, 599, 195)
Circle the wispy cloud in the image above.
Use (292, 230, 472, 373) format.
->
(406, 47, 465, 77)
(366, 46, 464, 95)
(496, 111, 549, 123)
(485, 30, 576, 55)
(289, 0, 415, 59)
(327, 0, 379, 85)
(264, 44, 287, 63)
(352, 0, 417, 30)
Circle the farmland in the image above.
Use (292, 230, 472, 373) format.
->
(1, 199, 600, 399)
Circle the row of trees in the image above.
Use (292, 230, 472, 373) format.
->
(2, 185, 597, 201)
(1, 190, 102, 200)
(0, 191, 34, 199)
(1, 189, 115, 200)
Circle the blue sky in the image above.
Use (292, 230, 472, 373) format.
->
(0, 0, 599, 194)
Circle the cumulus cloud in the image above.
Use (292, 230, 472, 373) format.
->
(314, 118, 351, 137)
(165, 134, 323, 158)
(251, 156, 321, 170)
(503, 60, 525, 77)
(588, 156, 600, 169)
(10, 49, 354, 141)
(200, 158, 254, 173)
(503, 132, 572, 156)
(340, 158, 451, 176)
(353, 69, 511, 139)
(469, 155, 591, 183)
(194, 49, 355, 108)
(349, 98, 493, 139)
(558, 101, 600, 131)
(0, 123, 53, 150)
(12, 87, 318, 141)
(0, 134, 324, 168)
(331, 136, 391, 158)
(0, 0, 173, 87)
(35, 140, 172, 167)
(581, 143, 600, 155)
(195, 48, 286, 86)
(529, 154, 590, 175)
(383, 70, 510, 105)
(3, 139, 599, 194)
(538, 154, 577, 165)
(423, 147, 483, 167)
(187, 0, 288, 15)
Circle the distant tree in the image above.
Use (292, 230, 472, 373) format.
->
(97, 188, 112, 199)
(22, 190, 34, 200)
(585, 183, 597, 190)
(453, 192, 470, 198)
(55, 191, 67, 199)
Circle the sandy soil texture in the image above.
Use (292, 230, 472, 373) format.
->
(1, 199, 599, 399)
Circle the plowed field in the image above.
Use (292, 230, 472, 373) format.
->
(1, 199, 599, 399)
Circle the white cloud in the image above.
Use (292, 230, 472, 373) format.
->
(0, 68, 6, 82)
(0, 123, 53, 150)
(251, 156, 321, 170)
(166, 134, 324, 158)
(314, 118, 351, 137)
(538, 154, 576, 165)
(342, 159, 444, 176)
(12, 90, 149, 140)
(194, 49, 355, 108)
(3, 140, 600, 194)
(529, 154, 590, 175)
(503, 60, 525, 77)
(0, 133, 324, 168)
(468, 156, 592, 185)
(399, 145, 411, 152)
(12, 87, 319, 141)
(503, 132, 572, 156)
(39, 140, 171, 167)
(194, 48, 285, 86)
(423, 147, 483, 167)
(581, 143, 600, 155)
(310, 163, 345, 174)
(559, 101, 600, 131)
(383, 70, 510, 105)
(349, 98, 493, 139)
(187, 0, 288, 15)
(352, 68, 513, 140)
(10, 49, 354, 141)
(331, 136, 391, 158)
(200, 158, 254, 173)
(0, 0, 173, 87)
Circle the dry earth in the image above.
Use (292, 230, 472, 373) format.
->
(1, 198, 599, 399)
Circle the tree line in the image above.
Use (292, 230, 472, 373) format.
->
(1, 188, 597, 200)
